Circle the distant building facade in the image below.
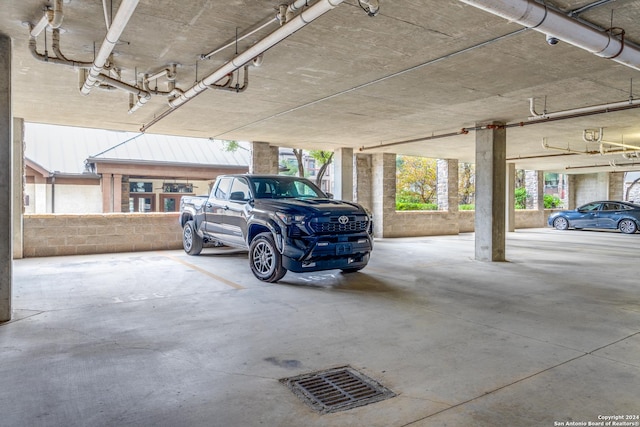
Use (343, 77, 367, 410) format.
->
(24, 123, 250, 213)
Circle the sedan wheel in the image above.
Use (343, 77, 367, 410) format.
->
(618, 219, 638, 234)
(553, 217, 569, 230)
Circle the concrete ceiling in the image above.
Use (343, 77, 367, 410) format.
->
(3, 0, 640, 174)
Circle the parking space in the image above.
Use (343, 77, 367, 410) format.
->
(2, 229, 639, 426)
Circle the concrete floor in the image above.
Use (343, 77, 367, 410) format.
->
(2, 229, 639, 427)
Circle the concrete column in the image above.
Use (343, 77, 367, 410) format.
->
(475, 122, 506, 261)
(567, 174, 576, 210)
(13, 118, 24, 259)
(437, 159, 459, 212)
(608, 171, 624, 199)
(249, 141, 279, 174)
(372, 153, 396, 237)
(102, 174, 113, 213)
(506, 163, 515, 232)
(113, 174, 122, 212)
(354, 153, 373, 212)
(333, 147, 353, 201)
(1, 33, 12, 322)
(536, 171, 544, 210)
(525, 170, 544, 210)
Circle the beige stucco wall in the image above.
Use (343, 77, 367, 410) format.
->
(23, 213, 182, 257)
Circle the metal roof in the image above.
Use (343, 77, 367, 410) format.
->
(24, 123, 250, 175)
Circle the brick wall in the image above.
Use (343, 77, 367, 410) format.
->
(23, 213, 182, 257)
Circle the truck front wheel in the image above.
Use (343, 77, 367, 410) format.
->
(183, 220, 203, 255)
(249, 232, 287, 282)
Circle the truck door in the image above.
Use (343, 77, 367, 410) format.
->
(203, 177, 232, 237)
(222, 177, 251, 246)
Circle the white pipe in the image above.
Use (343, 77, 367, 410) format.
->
(30, 0, 64, 37)
(529, 98, 640, 121)
(28, 31, 93, 69)
(582, 128, 603, 143)
(30, 14, 50, 38)
(49, 0, 64, 29)
(201, 0, 311, 60)
(80, 0, 139, 95)
(169, 0, 344, 109)
(102, 0, 111, 30)
(601, 140, 640, 152)
(458, 0, 640, 71)
(283, 0, 318, 24)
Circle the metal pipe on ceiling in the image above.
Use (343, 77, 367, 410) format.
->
(80, 0, 139, 95)
(172, 0, 344, 108)
(458, 0, 640, 72)
(30, 0, 64, 37)
(200, 0, 318, 61)
(529, 97, 640, 121)
(359, 98, 640, 152)
(28, 29, 93, 69)
(141, 0, 345, 132)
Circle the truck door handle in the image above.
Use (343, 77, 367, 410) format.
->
(223, 205, 229, 210)
(206, 203, 213, 208)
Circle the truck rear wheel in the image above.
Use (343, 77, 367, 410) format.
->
(183, 220, 203, 255)
(249, 232, 287, 282)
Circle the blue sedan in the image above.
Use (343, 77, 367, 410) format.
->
(548, 201, 640, 234)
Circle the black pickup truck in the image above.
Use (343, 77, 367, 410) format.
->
(179, 174, 373, 282)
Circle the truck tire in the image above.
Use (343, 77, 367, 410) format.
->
(183, 220, 203, 255)
(249, 232, 287, 282)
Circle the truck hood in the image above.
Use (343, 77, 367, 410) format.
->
(254, 198, 367, 216)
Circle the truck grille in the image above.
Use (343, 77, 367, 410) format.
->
(310, 216, 369, 234)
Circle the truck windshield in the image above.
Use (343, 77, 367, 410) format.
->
(251, 177, 325, 199)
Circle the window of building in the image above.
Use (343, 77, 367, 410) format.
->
(130, 194, 155, 212)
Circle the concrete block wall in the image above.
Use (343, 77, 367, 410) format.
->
(23, 213, 182, 257)
(459, 211, 475, 233)
(574, 172, 609, 206)
(515, 209, 546, 229)
(384, 211, 459, 237)
(19, 209, 553, 258)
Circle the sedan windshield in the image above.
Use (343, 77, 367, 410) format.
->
(251, 177, 325, 199)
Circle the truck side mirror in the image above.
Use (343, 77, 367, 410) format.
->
(326, 192, 334, 199)
(230, 191, 247, 202)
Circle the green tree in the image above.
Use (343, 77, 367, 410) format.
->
(515, 187, 528, 209)
(543, 194, 562, 208)
(219, 140, 240, 152)
(396, 155, 437, 204)
(458, 162, 475, 205)
(279, 149, 334, 187)
(280, 158, 298, 176)
(291, 149, 305, 177)
(309, 150, 334, 186)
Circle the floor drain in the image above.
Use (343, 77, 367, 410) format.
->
(280, 366, 395, 414)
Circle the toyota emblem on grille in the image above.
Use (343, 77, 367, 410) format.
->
(338, 215, 349, 225)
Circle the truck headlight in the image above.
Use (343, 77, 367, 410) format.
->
(275, 212, 306, 225)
